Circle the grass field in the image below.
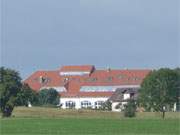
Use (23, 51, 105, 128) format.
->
(0, 107, 180, 135)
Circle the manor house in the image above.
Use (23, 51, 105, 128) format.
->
(24, 65, 150, 111)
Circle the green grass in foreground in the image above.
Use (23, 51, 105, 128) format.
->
(0, 107, 180, 135)
(1, 118, 179, 135)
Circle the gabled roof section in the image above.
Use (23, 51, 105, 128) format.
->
(24, 70, 63, 91)
(109, 88, 139, 102)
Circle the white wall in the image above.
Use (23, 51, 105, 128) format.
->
(123, 93, 130, 100)
(60, 97, 108, 109)
(112, 102, 121, 112)
(112, 102, 128, 112)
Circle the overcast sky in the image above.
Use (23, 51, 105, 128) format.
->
(0, 0, 180, 79)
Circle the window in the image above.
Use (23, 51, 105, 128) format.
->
(133, 77, 141, 81)
(81, 101, 91, 108)
(63, 78, 69, 83)
(123, 93, 130, 100)
(55, 87, 66, 92)
(105, 76, 113, 82)
(65, 101, 76, 109)
(95, 101, 104, 109)
(117, 74, 127, 79)
(130, 93, 135, 98)
(80, 86, 115, 92)
(38, 76, 50, 84)
(86, 78, 97, 82)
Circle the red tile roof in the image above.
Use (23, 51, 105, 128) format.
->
(82, 69, 150, 86)
(60, 65, 95, 72)
(24, 66, 151, 97)
(24, 70, 62, 91)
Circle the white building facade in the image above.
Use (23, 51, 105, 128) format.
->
(60, 97, 108, 109)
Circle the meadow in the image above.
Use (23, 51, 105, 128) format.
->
(0, 107, 180, 135)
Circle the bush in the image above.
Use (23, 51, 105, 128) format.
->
(115, 103, 122, 109)
(38, 88, 60, 106)
(16, 84, 38, 106)
(102, 100, 112, 111)
(124, 99, 136, 117)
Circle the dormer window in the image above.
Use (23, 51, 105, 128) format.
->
(39, 76, 50, 84)
(130, 76, 141, 81)
(106, 76, 113, 82)
(117, 74, 127, 79)
(135, 77, 141, 81)
(63, 77, 69, 83)
(39, 76, 45, 83)
(131, 77, 136, 81)
(86, 77, 97, 82)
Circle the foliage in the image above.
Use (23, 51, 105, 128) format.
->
(115, 103, 122, 109)
(174, 68, 180, 111)
(102, 100, 112, 111)
(38, 88, 60, 106)
(174, 67, 180, 75)
(124, 99, 136, 117)
(139, 68, 180, 118)
(16, 83, 38, 106)
(0, 67, 22, 117)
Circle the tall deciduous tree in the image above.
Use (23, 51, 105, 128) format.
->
(174, 68, 180, 111)
(0, 67, 22, 117)
(139, 68, 180, 118)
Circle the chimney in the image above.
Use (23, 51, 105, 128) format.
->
(39, 76, 44, 84)
(107, 67, 111, 72)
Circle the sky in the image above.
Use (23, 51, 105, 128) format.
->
(0, 0, 180, 79)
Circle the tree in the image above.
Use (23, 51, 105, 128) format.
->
(16, 83, 38, 106)
(139, 68, 180, 118)
(174, 68, 180, 111)
(0, 67, 22, 117)
(38, 88, 60, 106)
(124, 99, 136, 117)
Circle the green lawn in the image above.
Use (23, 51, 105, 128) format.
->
(0, 107, 180, 135)
(1, 118, 179, 135)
